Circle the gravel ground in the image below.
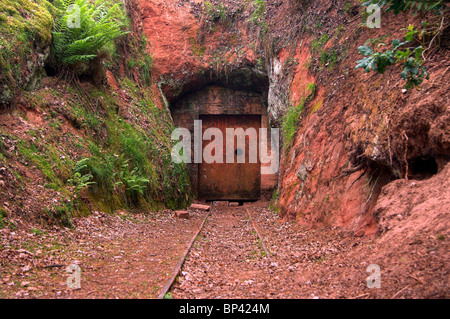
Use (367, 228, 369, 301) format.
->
(172, 201, 448, 299)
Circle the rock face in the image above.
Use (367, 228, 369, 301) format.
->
(374, 162, 450, 240)
(134, 0, 449, 235)
(138, 0, 268, 104)
(2, 0, 445, 236)
(0, 0, 53, 108)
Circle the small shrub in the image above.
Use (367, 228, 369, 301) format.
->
(248, 0, 268, 36)
(307, 82, 316, 95)
(45, 203, 74, 228)
(319, 50, 339, 69)
(204, 1, 227, 22)
(51, 0, 129, 76)
(355, 35, 429, 89)
(67, 171, 96, 193)
(311, 34, 329, 53)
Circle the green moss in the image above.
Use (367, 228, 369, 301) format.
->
(311, 34, 329, 53)
(190, 37, 207, 57)
(319, 49, 339, 69)
(0, 0, 53, 105)
(311, 100, 323, 114)
(44, 202, 74, 228)
(0, 0, 53, 46)
(47, 78, 193, 212)
(282, 100, 305, 150)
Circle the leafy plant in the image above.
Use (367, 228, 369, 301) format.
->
(248, 0, 266, 24)
(51, 0, 129, 74)
(115, 166, 149, 196)
(163, 292, 173, 299)
(113, 161, 150, 205)
(355, 32, 429, 89)
(281, 85, 317, 151)
(67, 171, 96, 193)
(204, 1, 227, 23)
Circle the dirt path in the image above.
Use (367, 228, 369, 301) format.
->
(172, 201, 448, 299)
(172, 202, 343, 299)
(0, 210, 206, 299)
(171, 204, 274, 298)
(1, 201, 447, 299)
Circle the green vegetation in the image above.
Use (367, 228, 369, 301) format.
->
(44, 202, 75, 228)
(67, 159, 96, 193)
(31, 228, 45, 236)
(282, 83, 316, 151)
(248, 0, 268, 36)
(311, 34, 329, 53)
(59, 83, 192, 211)
(51, 0, 129, 76)
(163, 292, 173, 299)
(319, 49, 339, 69)
(204, 1, 227, 23)
(357, 1, 447, 89)
(17, 138, 73, 191)
(356, 29, 429, 89)
(269, 189, 279, 214)
(5, 76, 191, 225)
(0, 207, 8, 229)
(122, 33, 154, 86)
(0, 0, 53, 105)
(343, 2, 353, 15)
(0, 0, 189, 228)
(282, 100, 305, 151)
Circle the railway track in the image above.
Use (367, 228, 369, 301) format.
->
(158, 203, 272, 299)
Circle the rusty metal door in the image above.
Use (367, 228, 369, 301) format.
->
(199, 115, 261, 201)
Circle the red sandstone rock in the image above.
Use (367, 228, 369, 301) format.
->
(189, 204, 211, 212)
(175, 211, 190, 219)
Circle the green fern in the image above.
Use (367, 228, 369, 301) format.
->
(52, 0, 129, 71)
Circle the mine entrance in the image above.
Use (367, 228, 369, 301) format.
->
(199, 114, 261, 201)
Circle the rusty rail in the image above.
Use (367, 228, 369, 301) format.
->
(157, 209, 211, 299)
(245, 207, 271, 259)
